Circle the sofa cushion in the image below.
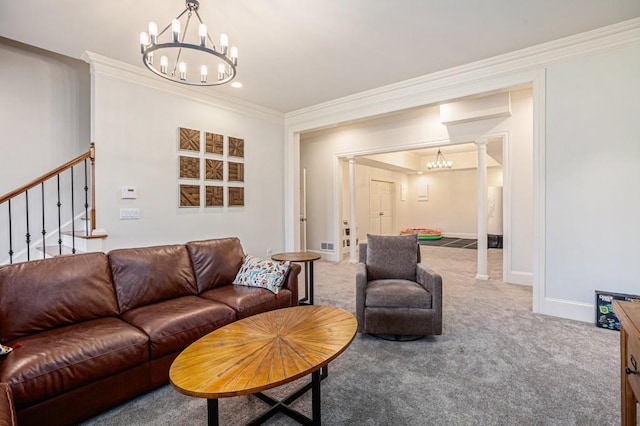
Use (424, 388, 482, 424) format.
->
(234, 255, 290, 294)
(120, 296, 236, 359)
(0, 317, 149, 409)
(366, 279, 432, 309)
(200, 286, 293, 319)
(186, 238, 245, 293)
(0, 253, 119, 342)
(366, 234, 418, 281)
(109, 244, 198, 313)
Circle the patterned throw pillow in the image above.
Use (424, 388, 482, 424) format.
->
(0, 344, 12, 356)
(233, 255, 290, 294)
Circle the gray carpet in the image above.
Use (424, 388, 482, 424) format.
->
(81, 246, 622, 425)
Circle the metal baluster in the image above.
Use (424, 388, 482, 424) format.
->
(71, 167, 76, 254)
(84, 159, 89, 236)
(25, 190, 30, 261)
(57, 175, 62, 255)
(8, 199, 13, 264)
(41, 182, 46, 259)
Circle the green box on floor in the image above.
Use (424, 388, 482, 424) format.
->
(595, 290, 640, 331)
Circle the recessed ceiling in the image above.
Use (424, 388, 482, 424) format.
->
(1, 1, 639, 113)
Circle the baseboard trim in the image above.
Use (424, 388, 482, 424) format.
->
(442, 233, 477, 239)
(506, 271, 533, 286)
(541, 297, 594, 323)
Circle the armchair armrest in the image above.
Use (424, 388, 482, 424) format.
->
(281, 263, 301, 306)
(416, 263, 443, 333)
(355, 263, 368, 332)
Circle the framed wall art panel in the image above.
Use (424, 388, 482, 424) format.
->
(205, 132, 224, 155)
(228, 162, 244, 182)
(205, 159, 224, 180)
(179, 156, 200, 179)
(179, 184, 200, 207)
(205, 185, 224, 207)
(228, 137, 244, 158)
(228, 187, 244, 207)
(179, 127, 201, 152)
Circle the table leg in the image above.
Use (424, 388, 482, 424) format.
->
(309, 260, 314, 305)
(304, 261, 309, 302)
(207, 399, 219, 426)
(311, 369, 321, 426)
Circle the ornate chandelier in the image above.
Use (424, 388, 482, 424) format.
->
(139, 0, 238, 86)
(426, 149, 453, 170)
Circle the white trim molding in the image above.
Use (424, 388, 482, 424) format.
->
(541, 298, 594, 323)
(82, 51, 284, 124)
(285, 18, 640, 130)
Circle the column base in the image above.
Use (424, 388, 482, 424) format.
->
(475, 274, 490, 280)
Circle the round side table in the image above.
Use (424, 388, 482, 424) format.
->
(271, 251, 321, 305)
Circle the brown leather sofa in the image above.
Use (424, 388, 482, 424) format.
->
(0, 237, 300, 426)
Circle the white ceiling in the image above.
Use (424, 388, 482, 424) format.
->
(2, 1, 639, 113)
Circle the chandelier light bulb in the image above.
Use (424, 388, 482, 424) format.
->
(200, 65, 208, 83)
(220, 33, 228, 54)
(148, 22, 158, 44)
(179, 62, 187, 80)
(198, 24, 207, 46)
(230, 46, 238, 65)
(139, 32, 149, 53)
(218, 63, 225, 80)
(160, 56, 168, 74)
(172, 19, 181, 42)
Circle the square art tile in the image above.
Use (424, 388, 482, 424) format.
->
(179, 128, 200, 152)
(179, 184, 200, 207)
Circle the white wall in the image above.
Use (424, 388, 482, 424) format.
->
(0, 38, 90, 194)
(401, 168, 503, 237)
(89, 59, 287, 257)
(300, 89, 532, 282)
(544, 42, 640, 308)
(0, 38, 90, 263)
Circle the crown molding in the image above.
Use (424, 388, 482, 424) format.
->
(285, 17, 640, 131)
(81, 51, 284, 124)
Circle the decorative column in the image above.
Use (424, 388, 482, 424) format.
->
(475, 140, 489, 280)
(349, 157, 357, 263)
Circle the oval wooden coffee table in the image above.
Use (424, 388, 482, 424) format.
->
(169, 305, 357, 425)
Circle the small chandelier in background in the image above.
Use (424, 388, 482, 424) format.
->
(426, 149, 453, 170)
(139, 0, 238, 86)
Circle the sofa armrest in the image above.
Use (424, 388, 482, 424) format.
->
(282, 263, 301, 306)
(0, 383, 16, 426)
(355, 263, 368, 333)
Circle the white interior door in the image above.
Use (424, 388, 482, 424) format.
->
(369, 180, 394, 235)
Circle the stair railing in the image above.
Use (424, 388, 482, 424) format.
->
(0, 143, 96, 264)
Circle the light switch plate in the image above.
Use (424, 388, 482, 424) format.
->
(119, 208, 140, 220)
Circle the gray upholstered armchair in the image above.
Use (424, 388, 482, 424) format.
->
(356, 234, 442, 338)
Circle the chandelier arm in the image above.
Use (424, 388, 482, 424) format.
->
(171, 46, 183, 77)
(171, 12, 193, 77)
